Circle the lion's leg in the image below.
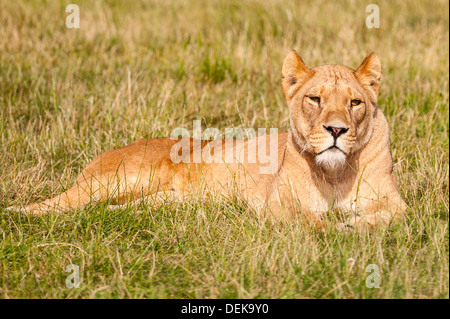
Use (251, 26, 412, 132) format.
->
(8, 164, 145, 215)
(340, 178, 407, 232)
(264, 186, 328, 230)
(7, 175, 107, 215)
(106, 190, 185, 211)
(342, 201, 406, 232)
(6, 140, 187, 215)
(8, 167, 182, 215)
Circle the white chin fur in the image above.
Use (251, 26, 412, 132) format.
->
(315, 149, 347, 169)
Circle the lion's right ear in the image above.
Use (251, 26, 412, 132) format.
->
(282, 50, 314, 102)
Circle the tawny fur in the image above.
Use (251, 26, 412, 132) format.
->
(8, 51, 407, 232)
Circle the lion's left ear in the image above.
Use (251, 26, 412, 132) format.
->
(355, 52, 382, 96)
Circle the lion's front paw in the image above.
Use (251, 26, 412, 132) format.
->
(339, 216, 375, 233)
(336, 222, 355, 234)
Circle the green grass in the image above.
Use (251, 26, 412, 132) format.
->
(0, 0, 448, 298)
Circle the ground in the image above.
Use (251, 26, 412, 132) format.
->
(0, 0, 448, 298)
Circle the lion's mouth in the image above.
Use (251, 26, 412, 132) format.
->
(317, 145, 346, 156)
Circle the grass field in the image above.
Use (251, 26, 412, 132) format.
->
(0, 0, 448, 298)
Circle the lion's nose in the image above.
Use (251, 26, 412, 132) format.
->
(323, 125, 349, 139)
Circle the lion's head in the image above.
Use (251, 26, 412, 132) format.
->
(282, 50, 382, 170)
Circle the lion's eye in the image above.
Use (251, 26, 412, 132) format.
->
(309, 96, 321, 104)
(351, 99, 362, 107)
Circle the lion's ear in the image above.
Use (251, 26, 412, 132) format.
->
(282, 50, 314, 102)
(355, 52, 382, 96)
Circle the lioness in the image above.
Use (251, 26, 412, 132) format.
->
(8, 51, 407, 232)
